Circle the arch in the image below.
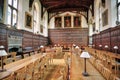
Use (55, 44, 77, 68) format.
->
(48, 11, 87, 24)
(33, 1, 40, 34)
(43, 4, 92, 18)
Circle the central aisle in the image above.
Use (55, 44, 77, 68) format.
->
(70, 54, 105, 80)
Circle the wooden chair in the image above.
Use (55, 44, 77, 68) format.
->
(3, 56, 9, 65)
(15, 67, 26, 80)
(33, 59, 41, 80)
(109, 56, 119, 75)
(23, 54, 29, 58)
(2, 72, 15, 80)
(25, 62, 34, 80)
(113, 76, 120, 80)
(10, 52, 17, 61)
(30, 52, 34, 56)
(39, 57, 46, 79)
(102, 67, 112, 80)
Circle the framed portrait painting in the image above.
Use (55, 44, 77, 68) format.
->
(55, 17, 61, 28)
(102, 9, 108, 26)
(0, 0, 4, 22)
(25, 12, 32, 29)
(74, 16, 81, 27)
(64, 16, 71, 27)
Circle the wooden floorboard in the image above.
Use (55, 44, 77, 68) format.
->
(70, 54, 105, 80)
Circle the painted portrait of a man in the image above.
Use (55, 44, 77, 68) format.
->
(74, 16, 81, 27)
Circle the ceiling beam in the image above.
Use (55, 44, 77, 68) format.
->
(42, 1, 66, 17)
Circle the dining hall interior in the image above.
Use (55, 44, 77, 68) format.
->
(0, 0, 120, 80)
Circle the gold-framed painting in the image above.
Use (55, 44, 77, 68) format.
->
(102, 9, 108, 26)
(0, 0, 4, 22)
(55, 17, 61, 28)
(74, 16, 81, 27)
(64, 16, 71, 27)
(25, 12, 32, 29)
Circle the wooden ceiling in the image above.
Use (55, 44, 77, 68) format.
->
(40, 0, 94, 13)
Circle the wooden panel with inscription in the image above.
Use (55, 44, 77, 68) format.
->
(48, 28, 88, 46)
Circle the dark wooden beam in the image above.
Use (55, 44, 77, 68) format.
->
(42, 2, 66, 17)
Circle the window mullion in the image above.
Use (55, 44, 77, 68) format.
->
(8, 0, 18, 26)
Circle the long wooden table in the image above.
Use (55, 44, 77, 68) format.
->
(0, 53, 46, 79)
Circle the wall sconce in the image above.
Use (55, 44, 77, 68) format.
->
(113, 46, 118, 75)
(99, 45, 102, 50)
(40, 45, 44, 54)
(40, 45, 44, 48)
(0, 46, 8, 72)
(80, 51, 90, 76)
(92, 44, 95, 48)
(104, 45, 108, 49)
(75, 46, 79, 49)
(104, 45, 108, 53)
(99, 44, 102, 47)
(113, 46, 118, 54)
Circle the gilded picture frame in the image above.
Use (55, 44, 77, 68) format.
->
(0, 0, 4, 22)
(25, 12, 32, 29)
(74, 16, 81, 27)
(64, 16, 71, 27)
(102, 9, 108, 26)
(55, 17, 62, 28)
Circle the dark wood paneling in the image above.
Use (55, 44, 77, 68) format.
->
(0, 23, 48, 52)
(32, 34, 39, 50)
(92, 26, 120, 54)
(39, 35, 48, 46)
(22, 30, 48, 50)
(22, 30, 33, 49)
(95, 34, 101, 49)
(0, 24, 7, 51)
(48, 28, 88, 46)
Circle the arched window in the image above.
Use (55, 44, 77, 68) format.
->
(117, 0, 120, 24)
(33, 3, 39, 34)
(99, 3, 102, 31)
(33, 6, 37, 33)
(7, 0, 18, 27)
